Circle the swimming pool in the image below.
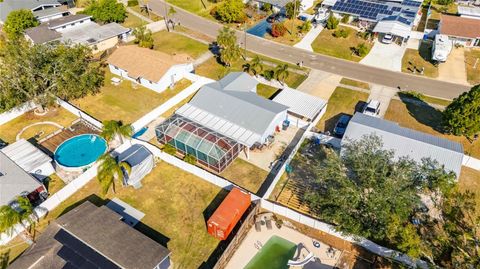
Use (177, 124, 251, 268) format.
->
(244, 236, 296, 269)
(54, 134, 107, 171)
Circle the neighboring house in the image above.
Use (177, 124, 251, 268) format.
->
(250, 0, 314, 12)
(116, 144, 155, 188)
(0, 151, 47, 207)
(342, 113, 464, 178)
(457, 5, 480, 20)
(0, 0, 74, 23)
(10, 201, 171, 269)
(439, 14, 480, 47)
(156, 72, 289, 172)
(107, 46, 194, 93)
(1, 139, 55, 180)
(25, 14, 130, 53)
(323, 0, 422, 41)
(33, 6, 70, 23)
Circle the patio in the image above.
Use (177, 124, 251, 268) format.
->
(226, 219, 342, 269)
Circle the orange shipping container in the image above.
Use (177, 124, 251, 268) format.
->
(207, 188, 251, 240)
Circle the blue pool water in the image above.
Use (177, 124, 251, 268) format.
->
(55, 134, 107, 168)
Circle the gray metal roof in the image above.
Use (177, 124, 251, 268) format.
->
(59, 21, 130, 45)
(177, 72, 288, 143)
(32, 6, 67, 19)
(273, 88, 327, 120)
(10, 201, 170, 269)
(46, 14, 91, 29)
(342, 113, 464, 177)
(1, 139, 52, 172)
(25, 24, 62, 43)
(256, 0, 291, 7)
(0, 0, 61, 22)
(0, 152, 43, 206)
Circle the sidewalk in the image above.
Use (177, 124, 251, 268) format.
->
(293, 25, 324, 52)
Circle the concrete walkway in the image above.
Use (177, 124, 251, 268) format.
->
(193, 51, 214, 66)
(297, 69, 342, 100)
(367, 84, 398, 118)
(293, 25, 324, 52)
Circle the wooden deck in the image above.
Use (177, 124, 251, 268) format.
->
(276, 176, 316, 216)
(40, 121, 100, 154)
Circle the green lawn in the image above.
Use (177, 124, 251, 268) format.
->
(152, 31, 209, 59)
(429, 1, 458, 20)
(465, 49, 480, 85)
(45, 174, 66, 196)
(311, 26, 373, 62)
(220, 158, 269, 194)
(316, 87, 369, 132)
(2, 161, 224, 268)
(459, 166, 480, 214)
(196, 57, 307, 89)
(384, 99, 480, 158)
(0, 107, 77, 143)
(121, 12, 147, 28)
(129, 5, 163, 21)
(339, 77, 370, 90)
(71, 70, 191, 124)
(257, 84, 280, 99)
(167, 0, 216, 18)
(402, 43, 438, 78)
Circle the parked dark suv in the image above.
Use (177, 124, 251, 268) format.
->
(333, 114, 352, 137)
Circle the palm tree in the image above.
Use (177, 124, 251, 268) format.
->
(0, 197, 35, 242)
(274, 64, 290, 85)
(250, 56, 263, 77)
(97, 154, 131, 194)
(100, 120, 133, 144)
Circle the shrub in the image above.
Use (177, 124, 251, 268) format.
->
(263, 69, 275, 81)
(400, 91, 425, 101)
(184, 154, 197, 165)
(3, 9, 39, 39)
(163, 144, 176, 155)
(271, 22, 287, 37)
(437, 0, 453, 5)
(215, 0, 246, 23)
(333, 28, 349, 38)
(261, 3, 272, 12)
(127, 0, 138, 6)
(133, 25, 154, 49)
(341, 14, 350, 23)
(355, 43, 369, 57)
(326, 13, 339, 29)
(82, 0, 127, 23)
(300, 20, 311, 33)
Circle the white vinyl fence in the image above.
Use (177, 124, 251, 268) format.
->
(56, 98, 102, 129)
(462, 155, 480, 171)
(0, 101, 36, 126)
(131, 76, 214, 132)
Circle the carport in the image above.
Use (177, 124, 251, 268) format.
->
(273, 88, 327, 126)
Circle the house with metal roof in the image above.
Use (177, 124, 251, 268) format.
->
(342, 113, 464, 178)
(0, 0, 63, 23)
(156, 72, 289, 172)
(323, 0, 422, 40)
(10, 201, 171, 269)
(0, 151, 47, 207)
(1, 139, 55, 180)
(24, 14, 130, 53)
(107, 45, 194, 93)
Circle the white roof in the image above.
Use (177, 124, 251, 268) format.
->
(273, 88, 327, 120)
(1, 139, 52, 172)
(176, 103, 262, 147)
(373, 20, 412, 38)
(458, 6, 480, 18)
(322, 0, 338, 6)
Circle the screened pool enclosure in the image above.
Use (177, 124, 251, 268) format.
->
(155, 115, 244, 173)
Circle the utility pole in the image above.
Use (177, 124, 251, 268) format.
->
(164, 1, 170, 32)
(244, 21, 247, 60)
(290, 0, 297, 39)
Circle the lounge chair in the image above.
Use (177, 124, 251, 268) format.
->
(255, 221, 261, 232)
(265, 218, 273, 230)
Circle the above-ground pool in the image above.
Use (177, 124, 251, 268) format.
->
(55, 134, 107, 171)
(244, 236, 297, 269)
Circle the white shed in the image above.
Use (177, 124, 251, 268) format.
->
(117, 144, 155, 189)
(1, 139, 54, 180)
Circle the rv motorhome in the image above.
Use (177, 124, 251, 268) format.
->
(432, 34, 452, 63)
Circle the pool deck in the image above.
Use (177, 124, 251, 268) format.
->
(226, 222, 342, 269)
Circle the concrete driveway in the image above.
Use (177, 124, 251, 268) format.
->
(368, 85, 398, 118)
(438, 47, 469, 85)
(360, 41, 407, 72)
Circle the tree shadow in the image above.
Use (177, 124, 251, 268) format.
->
(202, 188, 229, 223)
(0, 251, 9, 269)
(398, 92, 444, 133)
(324, 101, 366, 133)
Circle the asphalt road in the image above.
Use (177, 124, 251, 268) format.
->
(149, 0, 470, 99)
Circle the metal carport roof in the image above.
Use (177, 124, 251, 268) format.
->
(273, 88, 327, 121)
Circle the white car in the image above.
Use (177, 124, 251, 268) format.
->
(381, 34, 393, 44)
(363, 100, 381, 117)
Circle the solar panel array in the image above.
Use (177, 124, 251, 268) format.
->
(332, 0, 421, 24)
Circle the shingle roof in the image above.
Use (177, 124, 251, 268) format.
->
(107, 45, 191, 82)
(10, 201, 170, 269)
(440, 14, 480, 39)
(25, 24, 62, 44)
(342, 113, 464, 177)
(0, 152, 43, 206)
(176, 72, 288, 144)
(0, 0, 61, 21)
